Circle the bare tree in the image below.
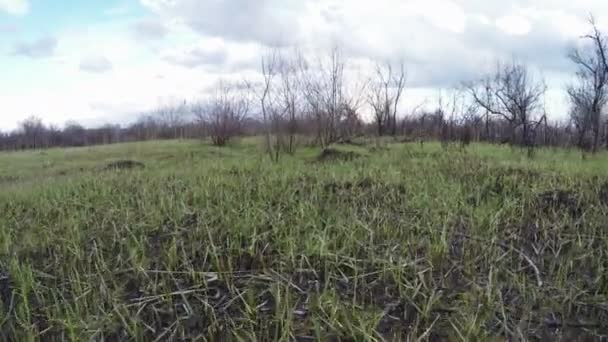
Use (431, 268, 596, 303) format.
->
(255, 48, 308, 161)
(468, 61, 546, 156)
(258, 50, 284, 161)
(63, 120, 87, 146)
(192, 80, 250, 147)
(567, 16, 608, 152)
(367, 61, 407, 136)
(436, 87, 478, 148)
(277, 51, 303, 154)
(480, 78, 493, 141)
(300, 47, 358, 147)
(154, 101, 187, 139)
(19, 116, 48, 149)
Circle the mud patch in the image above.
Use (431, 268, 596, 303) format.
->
(0, 269, 13, 313)
(403, 150, 442, 159)
(598, 182, 608, 206)
(335, 138, 367, 147)
(323, 177, 374, 193)
(104, 160, 145, 171)
(316, 148, 361, 163)
(0, 175, 19, 184)
(368, 145, 390, 153)
(536, 189, 583, 217)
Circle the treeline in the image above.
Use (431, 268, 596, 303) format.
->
(0, 117, 198, 151)
(0, 105, 584, 152)
(2, 16, 608, 157)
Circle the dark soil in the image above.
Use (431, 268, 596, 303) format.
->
(536, 189, 582, 217)
(104, 160, 145, 171)
(0, 175, 19, 184)
(316, 148, 361, 162)
(335, 138, 367, 147)
(599, 182, 608, 205)
(323, 178, 406, 196)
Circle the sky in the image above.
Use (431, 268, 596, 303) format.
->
(1, 0, 608, 131)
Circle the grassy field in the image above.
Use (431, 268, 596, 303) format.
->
(1, 138, 608, 341)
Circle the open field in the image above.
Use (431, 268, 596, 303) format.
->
(1, 139, 608, 341)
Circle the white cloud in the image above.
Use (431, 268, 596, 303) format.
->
(103, 3, 132, 16)
(80, 55, 113, 73)
(56, 24, 145, 67)
(14, 36, 57, 58)
(496, 15, 532, 35)
(162, 45, 227, 68)
(406, 0, 467, 33)
(132, 18, 168, 40)
(0, 23, 18, 33)
(159, 37, 262, 71)
(140, 0, 312, 45)
(0, 0, 28, 15)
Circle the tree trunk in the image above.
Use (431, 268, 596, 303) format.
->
(604, 122, 608, 150)
(577, 128, 587, 150)
(391, 114, 397, 137)
(592, 125, 600, 153)
(485, 110, 490, 141)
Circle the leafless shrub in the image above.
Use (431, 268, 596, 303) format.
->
(299, 47, 366, 147)
(259, 50, 281, 161)
(256, 48, 306, 161)
(63, 121, 87, 146)
(153, 101, 188, 139)
(19, 116, 48, 149)
(192, 81, 251, 147)
(277, 51, 303, 154)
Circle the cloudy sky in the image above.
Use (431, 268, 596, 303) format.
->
(1, 0, 608, 131)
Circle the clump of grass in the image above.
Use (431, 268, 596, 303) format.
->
(0, 139, 608, 340)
